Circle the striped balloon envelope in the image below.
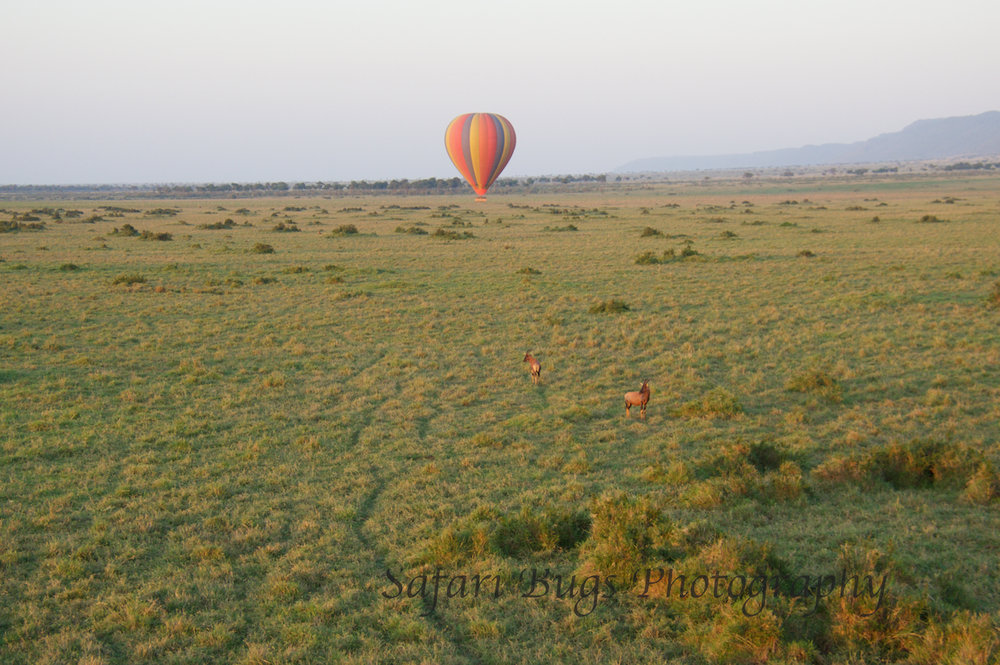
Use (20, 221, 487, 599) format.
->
(444, 113, 516, 200)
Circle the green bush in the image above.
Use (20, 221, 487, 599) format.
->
(589, 299, 630, 314)
(432, 228, 474, 239)
(676, 387, 742, 419)
(109, 224, 139, 237)
(580, 492, 674, 578)
(111, 273, 146, 286)
(330, 224, 359, 236)
(785, 368, 841, 401)
(395, 225, 428, 235)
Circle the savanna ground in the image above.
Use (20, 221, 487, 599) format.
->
(1, 172, 999, 664)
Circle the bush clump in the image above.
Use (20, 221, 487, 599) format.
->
(676, 387, 742, 419)
(395, 225, 428, 235)
(139, 230, 172, 241)
(962, 462, 1000, 504)
(111, 273, 146, 286)
(580, 492, 674, 579)
(109, 224, 139, 237)
(814, 439, 983, 492)
(432, 228, 474, 239)
(635, 250, 668, 265)
(747, 441, 785, 473)
(330, 224, 359, 236)
(640, 226, 664, 237)
(272, 221, 300, 232)
(415, 505, 592, 566)
(1, 220, 46, 233)
(785, 368, 842, 401)
(986, 281, 1000, 308)
(589, 299, 630, 314)
(869, 439, 973, 490)
(198, 219, 236, 230)
(517, 267, 541, 275)
(252, 243, 275, 254)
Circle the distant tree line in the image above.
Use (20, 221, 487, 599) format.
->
(941, 161, 1000, 171)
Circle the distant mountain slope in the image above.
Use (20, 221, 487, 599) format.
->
(616, 111, 1000, 173)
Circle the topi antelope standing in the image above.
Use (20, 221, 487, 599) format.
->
(523, 352, 541, 385)
(624, 379, 650, 419)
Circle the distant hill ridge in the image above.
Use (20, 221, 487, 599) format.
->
(616, 111, 1000, 173)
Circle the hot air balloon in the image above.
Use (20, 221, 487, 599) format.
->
(444, 113, 516, 201)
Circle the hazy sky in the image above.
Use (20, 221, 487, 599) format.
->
(3, 0, 999, 184)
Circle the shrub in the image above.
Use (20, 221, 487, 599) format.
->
(676, 387, 742, 419)
(785, 368, 841, 401)
(139, 230, 172, 241)
(634, 251, 663, 265)
(798, 249, 816, 257)
(869, 439, 977, 490)
(581, 492, 674, 578)
(747, 441, 784, 473)
(59, 263, 80, 271)
(330, 224, 359, 236)
(111, 273, 146, 286)
(767, 461, 804, 501)
(252, 243, 275, 254)
(414, 506, 591, 566)
(395, 225, 427, 235)
(986, 281, 1000, 308)
(432, 228, 474, 239)
(640, 226, 663, 237)
(272, 222, 300, 232)
(109, 224, 139, 237)
(962, 462, 999, 504)
(198, 219, 236, 230)
(811, 455, 868, 485)
(517, 267, 541, 275)
(905, 610, 999, 664)
(635, 246, 694, 265)
(490, 509, 549, 558)
(589, 299, 630, 314)
(1, 220, 46, 233)
(917, 214, 947, 223)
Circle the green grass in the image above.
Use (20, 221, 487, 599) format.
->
(1, 174, 999, 663)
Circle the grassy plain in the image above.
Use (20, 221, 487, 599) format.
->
(1, 172, 999, 664)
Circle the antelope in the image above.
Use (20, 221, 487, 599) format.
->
(523, 352, 541, 385)
(624, 379, 650, 419)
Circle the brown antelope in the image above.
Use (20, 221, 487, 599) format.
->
(523, 352, 541, 385)
(624, 379, 650, 418)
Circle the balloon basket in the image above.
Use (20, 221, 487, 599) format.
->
(475, 196, 487, 202)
